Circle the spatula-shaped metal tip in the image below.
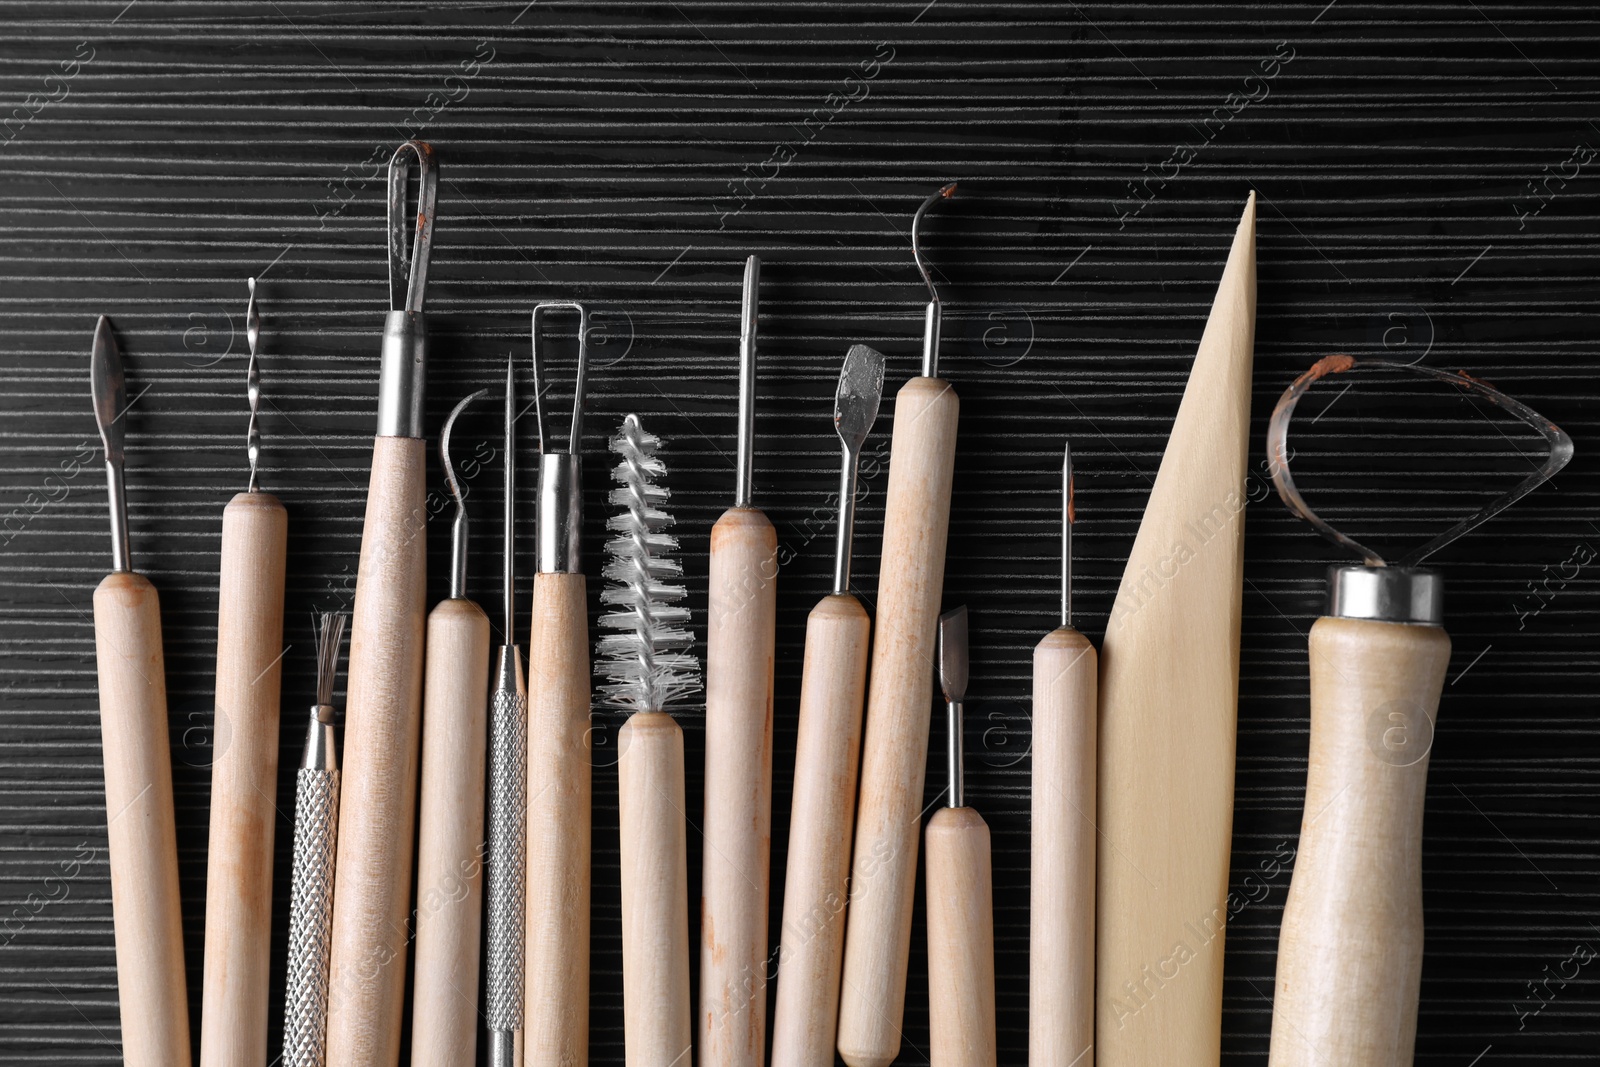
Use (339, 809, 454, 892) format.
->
(91, 315, 126, 464)
(938, 605, 969, 704)
(835, 344, 886, 452)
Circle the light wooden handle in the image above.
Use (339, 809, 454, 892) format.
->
(1029, 626, 1096, 1067)
(618, 711, 693, 1067)
(524, 572, 593, 1067)
(200, 492, 288, 1067)
(839, 374, 959, 1067)
(93, 571, 190, 1067)
(925, 807, 996, 1067)
(1268, 615, 1451, 1067)
(327, 435, 429, 1067)
(701, 505, 778, 1065)
(410, 598, 490, 1067)
(771, 593, 870, 1067)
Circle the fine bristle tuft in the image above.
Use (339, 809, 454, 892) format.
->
(594, 413, 700, 712)
(314, 612, 346, 708)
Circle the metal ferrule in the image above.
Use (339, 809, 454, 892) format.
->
(1327, 564, 1442, 626)
(105, 459, 130, 573)
(946, 698, 964, 808)
(376, 310, 427, 438)
(922, 301, 942, 379)
(300, 705, 338, 773)
(537, 453, 583, 574)
(449, 506, 468, 600)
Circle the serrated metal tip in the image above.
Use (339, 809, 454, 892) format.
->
(245, 278, 262, 492)
(938, 605, 969, 703)
(835, 344, 886, 451)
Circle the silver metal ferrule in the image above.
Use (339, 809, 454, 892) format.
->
(832, 446, 860, 596)
(299, 705, 338, 773)
(376, 310, 427, 438)
(1327, 564, 1443, 626)
(487, 1031, 523, 1067)
(922, 301, 941, 379)
(946, 698, 964, 808)
(105, 459, 131, 573)
(537, 453, 583, 574)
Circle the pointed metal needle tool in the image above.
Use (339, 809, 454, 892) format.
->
(487, 354, 528, 1067)
(701, 254, 783, 1066)
(839, 183, 966, 1067)
(1030, 440, 1098, 1067)
(412, 389, 492, 1065)
(771, 342, 885, 1067)
(90, 315, 192, 1066)
(201, 279, 290, 1067)
(926, 605, 997, 1067)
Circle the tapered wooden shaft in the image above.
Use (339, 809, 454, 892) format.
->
(327, 435, 428, 1066)
(619, 711, 693, 1067)
(411, 598, 490, 1067)
(1029, 626, 1096, 1067)
(93, 571, 190, 1067)
(524, 572, 593, 1067)
(701, 506, 778, 1063)
(771, 594, 871, 1067)
(1096, 194, 1255, 1067)
(925, 807, 996, 1067)
(1268, 616, 1450, 1067)
(200, 491, 288, 1067)
(838, 374, 959, 1067)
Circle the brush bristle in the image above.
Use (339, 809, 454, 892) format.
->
(314, 611, 346, 708)
(595, 413, 700, 712)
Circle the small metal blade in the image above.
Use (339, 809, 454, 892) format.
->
(91, 315, 126, 465)
(835, 344, 885, 453)
(938, 605, 969, 704)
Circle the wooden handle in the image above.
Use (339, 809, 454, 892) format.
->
(618, 711, 693, 1067)
(771, 593, 871, 1067)
(410, 597, 490, 1067)
(524, 572, 593, 1067)
(925, 807, 996, 1067)
(1268, 616, 1451, 1066)
(839, 374, 959, 1067)
(327, 435, 429, 1067)
(1029, 626, 1096, 1067)
(701, 506, 778, 1065)
(93, 571, 190, 1067)
(199, 492, 288, 1067)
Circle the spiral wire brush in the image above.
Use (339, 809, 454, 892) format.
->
(596, 412, 699, 1064)
(597, 413, 699, 712)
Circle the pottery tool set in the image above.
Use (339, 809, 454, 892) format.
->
(76, 136, 1573, 1067)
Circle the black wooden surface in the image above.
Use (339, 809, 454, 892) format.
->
(1, 2, 1597, 1063)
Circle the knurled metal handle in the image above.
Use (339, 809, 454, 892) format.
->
(284, 767, 339, 1067)
(485, 684, 527, 1032)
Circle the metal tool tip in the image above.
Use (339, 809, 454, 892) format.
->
(1063, 442, 1075, 525)
(939, 182, 958, 198)
(937, 605, 969, 703)
(835, 344, 886, 450)
(246, 278, 260, 352)
(91, 316, 125, 454)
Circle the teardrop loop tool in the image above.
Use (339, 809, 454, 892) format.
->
(378, 139, 437, 438)
(1267, 354, 1574, 623)
(1264, 354, 1573, 1067)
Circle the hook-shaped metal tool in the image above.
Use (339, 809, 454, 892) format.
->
(912, 182, 958, 378)
(1268, 354, 1574, 622)
(530, 302, 591, 573)
(387, 140, 437, 315)
(441, 388, 490, 600)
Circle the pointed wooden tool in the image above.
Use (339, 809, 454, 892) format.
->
(1094, 192, 1256, 1067)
